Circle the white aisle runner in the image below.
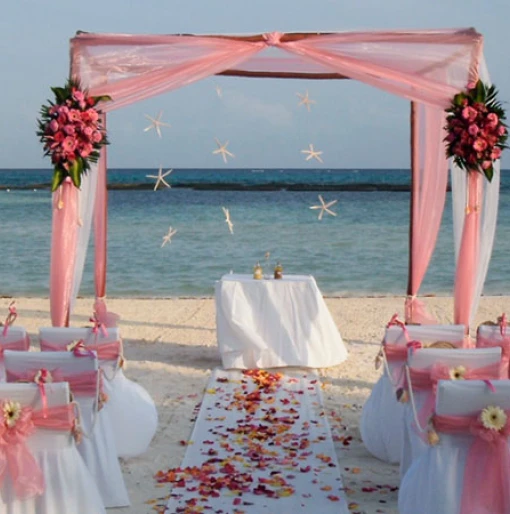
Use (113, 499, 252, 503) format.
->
(163, 368, 349, 514)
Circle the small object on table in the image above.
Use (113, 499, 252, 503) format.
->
(253, 262, 263, 280)
(274, 262, 283, 280)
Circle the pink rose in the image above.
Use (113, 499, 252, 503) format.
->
(491, 147, 502, 160)
(468, 124, 479, 136)
(486, 112, 499, 128)
(91, 131, 103, 143)
(49, 119, 59, 132)
(82, 126, 93, 138)
(79, 143, 93, 158)
(498, 125, 507, 136)
(86, 108, 99, 123)
(482, 160, 493, 170)
(63, 124, 75, 136)
(473, 138, 488, 152)
(462, 106, 478, 123)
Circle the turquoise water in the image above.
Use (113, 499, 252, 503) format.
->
(1, 168, 509, 298)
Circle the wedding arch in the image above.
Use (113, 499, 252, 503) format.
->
(50, 28, 500, 332)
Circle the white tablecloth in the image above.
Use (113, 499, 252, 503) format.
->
(215, 274, 348, 369)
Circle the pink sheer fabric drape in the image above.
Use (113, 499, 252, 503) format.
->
(50, 29, 484, 325)
(406, 104, 449, 324)
(50, 178, 79, 326)
(454, 171, 483, 332)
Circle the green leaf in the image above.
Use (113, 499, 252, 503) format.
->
(484, 166, 494, 182)
(51, 168, 66, 192)
(68, 159, 82, 189)
(94, 95, 112, 103)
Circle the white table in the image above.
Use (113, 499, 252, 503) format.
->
(215, 274, 348, 369)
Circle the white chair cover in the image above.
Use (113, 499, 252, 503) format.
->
(0, 381, 106, 514)
(401, 347, 502, 479)
(476, 324, 510, 378)
(39, 327, 158, 458)
(3, 350, 129, 508)
(360, 324, 465, 464)
(399, 380, 510, 514)
(0, 327, 30, 381)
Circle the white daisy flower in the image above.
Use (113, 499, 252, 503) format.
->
(480, 405, 507, 431)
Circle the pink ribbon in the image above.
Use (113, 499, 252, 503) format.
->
(40, 338, 121, 361)
(0, 338, 30, 361)
(409, 362, 501, 430)
(90, 315, 108, 338)
(477, 335, 510, 379)
(2, 302, 17, 337)
(262, 32, 283, 46)
(499, 313, 508, 337)
(6, 368, 100, 398)
(433, 413, 510, 514)
(0, 403, 76, 499)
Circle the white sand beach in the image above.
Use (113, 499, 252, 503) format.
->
(5, 295, 509, 514)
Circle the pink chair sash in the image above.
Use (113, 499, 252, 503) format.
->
(409, 362, 501, 429)
(40, 339, 121, 361)
(0, 403, 76, 500)
(0, 338, 30, 361)
(433, 413, 510, 514)
(476, 335, 510, 378)
(5, 368, 100, 398)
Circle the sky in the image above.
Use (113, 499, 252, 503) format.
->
(2, 0, 510, 170)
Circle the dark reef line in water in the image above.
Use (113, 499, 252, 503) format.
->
(0, 182, 453, 192)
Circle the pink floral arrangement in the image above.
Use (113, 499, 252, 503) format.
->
(37, 79, 110, 191)
(444, 80, 508, 182)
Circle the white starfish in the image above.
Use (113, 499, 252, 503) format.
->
(296, 90, 316, 112)
(146, 166, 172, 191)
(301, 144, 323, 163)
(215, 85, 223, 98)
(309, 195, 338, 221)
(161, 226, 178, 247)
(143, 111, 171, 138)
(213, 139, 235, 163)
(222, 207, 234, 234)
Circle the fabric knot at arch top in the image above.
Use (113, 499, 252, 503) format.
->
(262, 32, 283, 46)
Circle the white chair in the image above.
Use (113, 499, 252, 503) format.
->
(360, 323, 465, 464)
(0, 381, 106, 514)
(399, 380, 510, 514)
(476, 323, 510, 378)
(400, 347, 502, 480)
(3, 350, 129, 508)
(39, 326, 158, 458)
(0, 327, 30, 381)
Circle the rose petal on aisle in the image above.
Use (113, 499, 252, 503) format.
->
(156, 368, 349, 514)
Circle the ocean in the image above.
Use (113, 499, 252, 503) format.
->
(1, 168, 510, 298)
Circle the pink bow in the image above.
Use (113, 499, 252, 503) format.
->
(263, 32, 283, 46)
(90, 315, 108, 337)
(2, 302, 17, 337)
(69, 340, 96, 359)
(0, 404, 44, 499)
(433, 412, 510, 514)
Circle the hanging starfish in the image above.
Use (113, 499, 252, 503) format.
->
(161, 226, 178, 247)
(296, 90, 316, 112)
(309, 195, 337, 221)
(222, 207, 234, 234)
(301, 144, 323, 163)
(213, 139, 235, 163)
(143, 111, 171, 138)
(146, 167, 172, 191)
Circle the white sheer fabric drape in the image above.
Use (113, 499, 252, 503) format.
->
(452, 57, 500, 326)
(70, 163, 99, 313)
